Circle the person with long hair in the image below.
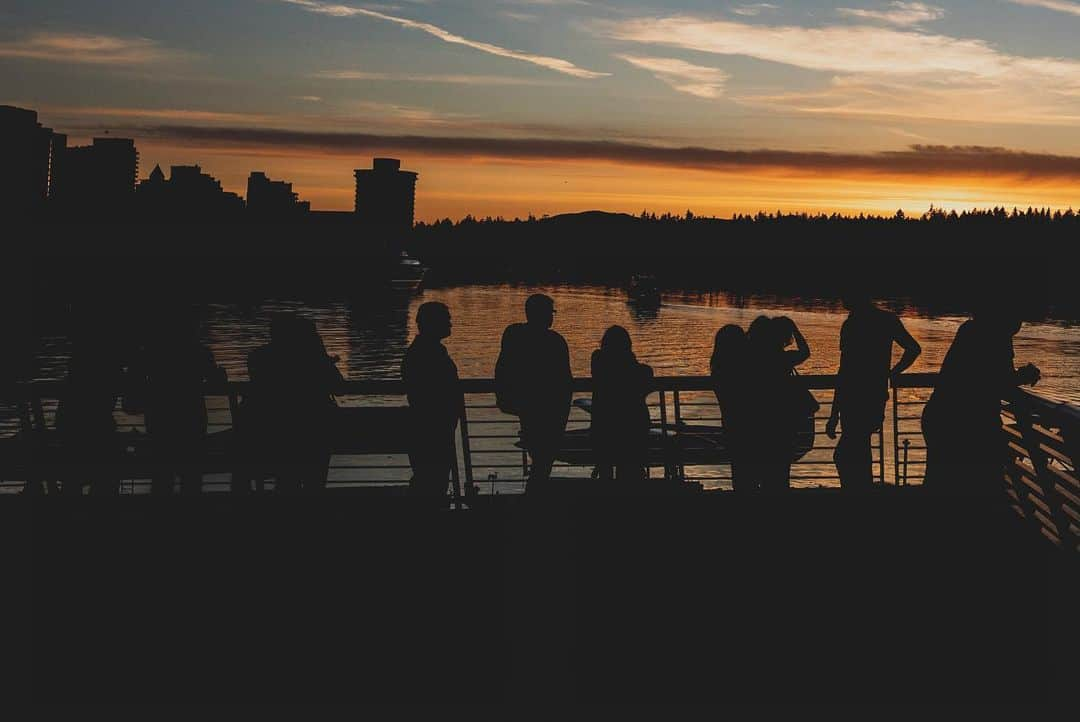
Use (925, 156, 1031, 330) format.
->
(710, 324, 749, 492)
(590, 325, 654, 482)
(246, 314, 345, 494)
(743, 315, 811, 493)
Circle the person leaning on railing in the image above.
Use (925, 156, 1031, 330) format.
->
(921, 307, 1040, 496)
(589, 325, 654, 482)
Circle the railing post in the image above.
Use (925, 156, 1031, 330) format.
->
(892, 384, 901, 487)
(459, 405, 475, 506)
(673, 390, 685, 482)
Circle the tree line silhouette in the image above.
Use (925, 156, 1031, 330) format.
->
(411, 207, 1078, 314)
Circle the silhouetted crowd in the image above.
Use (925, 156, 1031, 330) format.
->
(37, 290, 1042, 502)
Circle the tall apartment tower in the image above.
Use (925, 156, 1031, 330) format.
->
(50, 136, 139, 213)
(353, 158, 418, 234)
(0, 105, 55, 214)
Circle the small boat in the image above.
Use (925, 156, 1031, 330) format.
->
(626, 274, 661, 306)
(389, 251, 426, 292)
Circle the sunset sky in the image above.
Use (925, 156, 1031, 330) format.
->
(5, 0, 1080, 219)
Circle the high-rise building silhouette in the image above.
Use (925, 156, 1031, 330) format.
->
(50, 136, 139, 213)
(354, 158, 418, 234)
(135, 164, 243, 218)
(0, 105, 55, 214)
(247, 171, 310, 217)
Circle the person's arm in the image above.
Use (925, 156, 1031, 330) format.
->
(890, 317, 922, 383)
(203, 347, 227, 388)
(784, 319, 811, 368)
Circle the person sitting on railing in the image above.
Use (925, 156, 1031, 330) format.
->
(744, 315, 812, 494)
(246, 314, 345, 495)
(126, 306, 224, 495)
(494, 294, 573, 493)
(402, 302, 464, 507)
(921, 306, 1040, 496)
(55, 311, 127, 496)
(827, 292, 921, 493)
(590, 326, 654, 482)
(711, 324, 750, 492)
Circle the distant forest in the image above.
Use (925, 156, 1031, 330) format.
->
(410, 206, 1080, 315)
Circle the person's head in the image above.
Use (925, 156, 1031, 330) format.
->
(600, 325, 633, 356)
(747, 315, 773, 347)
(152, 303, 199, 345)
(771, 316, 796, 349)
(840, 279, 873, 313)
(710, 324, 746, 372)
(970, 286, 1027, 337)
(974, 307, 1024, 338)
(416, 301, 452, 340)
(525, 294, 556, 328)
(269, 312, 296, 345)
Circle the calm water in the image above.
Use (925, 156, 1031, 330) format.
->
(24, 282, 1080, 398)
(12, 284, 1080, 491)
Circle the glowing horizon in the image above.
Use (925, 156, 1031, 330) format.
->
(6, 1, 1080, 219)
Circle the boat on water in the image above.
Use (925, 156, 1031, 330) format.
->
(390, 250, 426, 292)
(626, 274, 662, 307)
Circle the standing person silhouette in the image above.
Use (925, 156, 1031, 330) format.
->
(247, 314, 344, 495)
(921, 307, 1040, 496)
(129, 307, 224, 495)
(495, 294, 573, 494)
(55, 310, 126, 496)
(826, 293, 921, 493)
(402, 302, 464, 508)
(710, 325, 750, 492)
(744, 316, 811, 494)
(590, 326, 654, 482)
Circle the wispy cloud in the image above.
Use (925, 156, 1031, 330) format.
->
(837, 2, 945, 26)
(732, 3, 779, 17)
(280, 0, 608, 78)
(1005, 0, 1080, 16)
(592, 16, 1018, 77)
(591, 14, 1080, 124)
(0, 32, 184, 65)
(313, 70, 563, 85)
(134, 125, 1080, 181)
(616, 55, 729, 98)
(500, 11, 540, 22)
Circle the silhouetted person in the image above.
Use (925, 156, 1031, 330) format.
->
(710, 324, 750, 492)
(128, 308, 224, 495)
(495, 294, 572, 492)
(744, 315, 811, 494)
(921, 308, 1040, 496)
(402, 302, 464, 507)
(826, 294, 921, 492)
(590, 326, 654, 482)
(55, 314, 126, 496)
(246, 314, 344, 494)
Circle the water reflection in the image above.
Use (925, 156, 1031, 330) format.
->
(22, 283, 1080, 404)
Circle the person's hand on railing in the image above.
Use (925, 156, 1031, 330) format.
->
(1017, 363, 1041, 387)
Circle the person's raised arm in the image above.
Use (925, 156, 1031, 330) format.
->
(890, 317, 922, 383)
(784, 319, 811, 368)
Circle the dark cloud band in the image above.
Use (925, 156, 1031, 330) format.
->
(139, 125, 1080, 180)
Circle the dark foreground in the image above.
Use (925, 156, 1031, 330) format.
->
(9, 489, 1077, 706)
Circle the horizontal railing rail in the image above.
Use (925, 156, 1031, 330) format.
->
(1, 373, 1077, 555)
